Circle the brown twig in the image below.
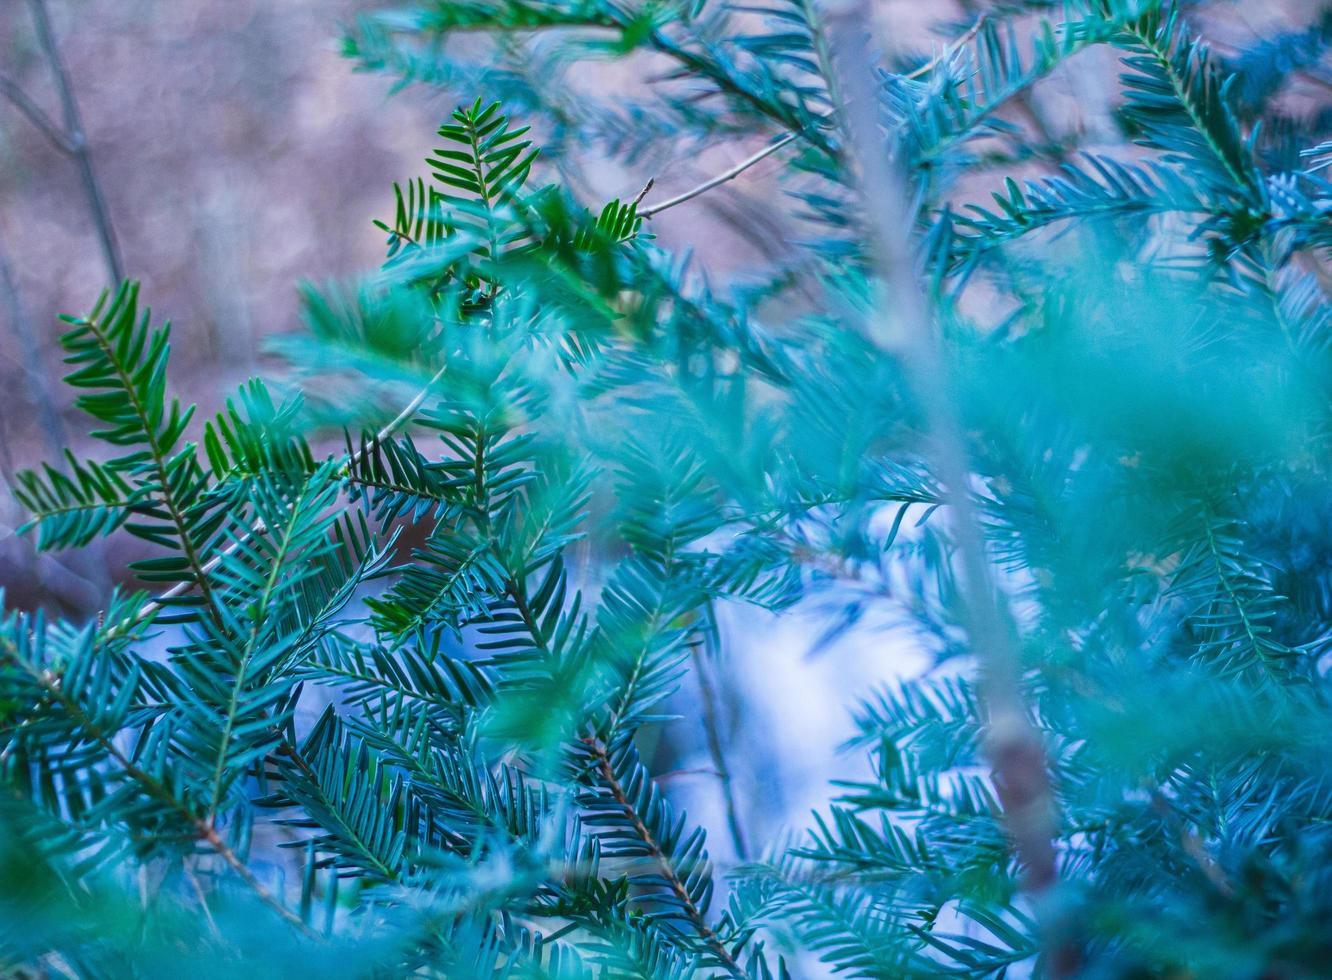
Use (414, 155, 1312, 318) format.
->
(183, 864, 223, 940)
(824, 0, 1062, 932)
(199, 822, 314, 933)
(0, 229, 66, 468)
(584, 737, 744, 977)
(630, 177, 655, 207)
(0, 220, 110, 607)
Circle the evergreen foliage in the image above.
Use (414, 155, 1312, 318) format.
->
(7, 0, 1332, 976)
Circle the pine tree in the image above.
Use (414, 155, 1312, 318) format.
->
(7, 0, 1332, 976)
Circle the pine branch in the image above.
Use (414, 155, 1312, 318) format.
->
(0, 630, 311, 934)
(202, 474, 336, 819)
(949, 155, 1205, 259)
(68, 287, 221, 621)
(582, 736, 743, 977)
(273, 727, 406, 883)
(1117, 6, 1261, 202)
(113, 361, 450, 635)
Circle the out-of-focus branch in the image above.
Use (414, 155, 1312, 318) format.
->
(0, 232, 66, 458)
(822, 0, 1064, 955)
(692, 636, 750, 861)
(20, 0, 124, 285)
(0, 1, 138, 608)
(0, 73, 76, 153)
(0, 226, 107, 611)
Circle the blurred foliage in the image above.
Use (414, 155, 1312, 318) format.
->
(6, 0, 1332, 976)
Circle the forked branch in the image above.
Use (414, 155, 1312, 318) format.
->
(1, 0, 124, 284)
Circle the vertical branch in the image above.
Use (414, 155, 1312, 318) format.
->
(823, 0, 1063, 934)
(0, 231, 66, 457)
(691, 629, 751, 861)
(0, 227, 106, 609)
(26, 0, 124, 285)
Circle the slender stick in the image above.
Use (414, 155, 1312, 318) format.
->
(26, 0, 124, 285)
(640, 133, 798, 218)
(0, 231, 66, 457)
(691, 638, 751, 861)
(823, 0, 1061, 912)
(903, 15, 987, 80)
(182, 864, 224, 940)
(0, 227, 109, 608)
(199, 822, 314, 934)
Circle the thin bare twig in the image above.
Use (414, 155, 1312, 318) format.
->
(823, 0, 1063, 949)
(183, 863, 224, 940)
(0, 222, 110, 608)
(25, 0, 124, 284)
(199, 822, 314, 934)
(654, 766, 724, 782)
(630, 177, 655, 207)
(691, 638, 751, 861)
(640, 133, 798, 218)
(903, 15, 987, 80)
(0, 230, 66, 459)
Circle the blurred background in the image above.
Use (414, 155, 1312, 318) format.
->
(2, 0, 1329, 868)
(0, 0, 427, 612)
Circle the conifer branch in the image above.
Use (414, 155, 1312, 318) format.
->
(10, 3, 1332, 973)
(0, 635, 312, 934)
(119, 362, 450, 631)
(583, 736, 744, 977)
(75, 306, 223, 624)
